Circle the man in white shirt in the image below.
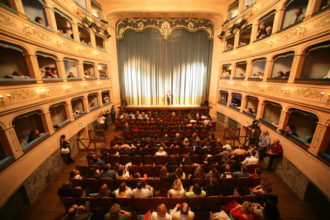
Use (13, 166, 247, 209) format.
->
(155, 147, 168, 156)
(242, 150, 259, 166)
(132, 181, 153, 198)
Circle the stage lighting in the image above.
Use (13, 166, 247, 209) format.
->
(218, 31, 225, 39)
(237, 19, 247, 29)
(91, 23, 101, 32)
(104, 30, 111, 38)
(83, 17, 92, 27)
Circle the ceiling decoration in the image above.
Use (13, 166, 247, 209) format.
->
(116, 18, 214, 40)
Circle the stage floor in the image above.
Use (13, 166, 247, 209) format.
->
(124, 105, 210, 111)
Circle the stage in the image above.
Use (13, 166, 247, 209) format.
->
(122, 105, 210, 116)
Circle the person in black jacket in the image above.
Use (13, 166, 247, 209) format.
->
(57, 181, 83, 198)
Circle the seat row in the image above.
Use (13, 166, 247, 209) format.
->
(71, 174, 261, 193)
(61, 195, 263, 214)
(98, 150, 227, 165)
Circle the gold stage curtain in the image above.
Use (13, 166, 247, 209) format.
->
(117, 29, 213, 106)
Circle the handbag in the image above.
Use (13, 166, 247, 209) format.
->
(61, 147, 70, 154)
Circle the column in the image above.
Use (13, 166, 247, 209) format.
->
(272, 9, 285, 33)
(25, 54, 43, 83)
(220, 64, 224, 78)
(288, 54, 305, 83)
(41, 111, 54, 135)
(10, 0, 25, 15)
(308, 122, 329, 156)
(250, 21, 259, 42)
(97, 92, 103, 107)
(240, 94, 247, 112)
(277, 110, 290, 131)
(77, 59, 85, 80)
(65, 101, 75, 121)
(237, 0, 245, 14)
(216, 90, 220, 104)
(231, 64, 236, 79)
(234, 31, 240, 48)
(56, 59, 66, 81)
(0, 127, 23, 159)
(90, 32, 96, 48)
(86, 0, 92, 12)
(263, 59, 274, 81)
(305, 0, 319, 18)
(71, 22, 80, 42)
(255, 98, 265, 120)
(245, 60, 253, 79)
(227, 92, 233, 107)
(44, 6, 57, 30)
(83, 95, 90, 113)
(94, 63, 100, 79)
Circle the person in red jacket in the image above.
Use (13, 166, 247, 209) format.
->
(265, 139, 283, 170)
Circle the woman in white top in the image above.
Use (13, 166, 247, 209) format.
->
(168, 179, 185, 198)
(114, 182, 133, 198)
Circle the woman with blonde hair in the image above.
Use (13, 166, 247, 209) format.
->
(168, 179, 185, 198)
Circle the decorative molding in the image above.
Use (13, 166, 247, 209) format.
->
(116, 18, 214, 40)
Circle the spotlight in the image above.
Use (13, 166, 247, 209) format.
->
(218, 31, 225, 39)
(237, 19, 247, 29)
(104, 30, 111, 38)
(83, 17, 91, 26)
(91, 23, 100, 32)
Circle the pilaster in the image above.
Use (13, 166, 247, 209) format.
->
(255, 98, 265, 120)
(288, 54, 305, 83)
(308, 123, 329, 156)
(41, 111, 54, 135)
(273, 9, 285, 33)
(25, 54, 42, 83)
(1, 127, 23, 159)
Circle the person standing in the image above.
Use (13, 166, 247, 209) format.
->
(111, 106, 116, 123)
(166, 90, 172, 105)
(257, 130, 270, 160)
(60, 135, 74, 164)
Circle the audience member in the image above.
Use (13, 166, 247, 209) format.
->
(291, 8, 304, 25)
(104, 203, 132, 220)
(60, 134, 74, 164)
(151, 203, 171, 220)
(185, 183, 206, 197)
(114, 182, 133, 198)
(264, 139, 283, 170)
(174, 167, 186, 179)
(229, 201, 257, 220)
(67, 72, 75, 78)
(242, 150, 258, 166)
(155, 147, 168, 156)
(98, 184, 111, 198)
(64, 201, 92, 220)
(257, 23, 267, 39)
(57, 181, 83, 198)
(35, 16, 44, 25)
(132, 180, 153, 198)
(100, 163, 117, 179)
(170, 203, 195, 220)
(205, 176, 221, 196)
(257, 130, 270, 160)
(168, 179, 185, 198)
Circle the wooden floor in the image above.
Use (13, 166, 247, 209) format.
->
(16, 123, 319, 220)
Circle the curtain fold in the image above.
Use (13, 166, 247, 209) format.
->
(117, 29, 213, 106)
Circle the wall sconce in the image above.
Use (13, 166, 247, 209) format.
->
(93, 50, 100, 55)
(96, 81, 103, 85)
(228, 81, 234, 85)
(37, 88, 49, 97)
(320, 92, 325, 95)
(295, 25, 305, 35)
(0, 95, 3, 105)
(57, 39, 64, 47)
(82, 82, 88, 87)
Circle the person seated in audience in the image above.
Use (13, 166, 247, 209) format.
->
(257, 130, 270, 160)
(160, 166, 174, 180)
(183, 138, 190, 147)
(168, 179, 185, 198)
(100, 163, 117, 179)
(205, 176, 221, 196)
(155, 147, 168, 156)
(279, 124, 298, 137)
(228, 201, 257, 220)
(114, 182, 133, 198)
(264, 139, 283, 170)
(5, 71, 27, 78)
(116, 165, 130, 179)
(151, 203, 172, 220)
(132, 180, 153, 198)
(28, 129, 43, 142)
(98, 183, 111, 198)
(264, 25, 272, 37)
(226, 43, 233, 50)
(322, 0, 330, 9)
(206, 167, 221, 180)
(221, 164, 233, 178)
(170, 203, 195, 220)
(51, 68, 58, 78)
(63, 201, 92, 220)
(257, 72, 264, 79)
(74, 107, 81, 117)
(104, 203, 132, 220)
(185, 182, 206, 197)
(276, 71, 285, 78)
(88, 154, 105, 166)
(57, 181, 83, 198)
(291, 8, 304, 25)
(35, 16, 44, 25)
(67, 72, 75, 78)
(257, 22, 267, 39)
(71, 169, 82, 180)
(239, 41, 247, 46)
(233, 145, 247, 156)
(251, 178, 272, 195)
(242, 150, 259, 166)
(174, 167, 186, 179)
(191, 165, 205, 179)
(19, 137, 27, 147)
